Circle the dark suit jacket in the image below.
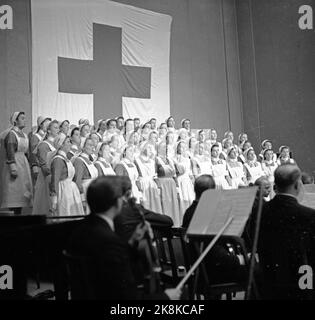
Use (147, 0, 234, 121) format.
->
(66, 214, 168, 300)
(115, 202, 173, 242)
(181, 200, 245, 285)
(182, 200, 198, 230)
(258, 194, 315, 299)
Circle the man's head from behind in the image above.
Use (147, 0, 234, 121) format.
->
(87, 176, 123, 217)
(194, 175, 216, 200)
(274, 164, 302, 197)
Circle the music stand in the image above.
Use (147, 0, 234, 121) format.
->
(177, 187, 258, 299)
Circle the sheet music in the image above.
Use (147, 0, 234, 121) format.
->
(187, 187, 258, 237)
(301, 193, 315, 210)
(304, 184, 315, 193)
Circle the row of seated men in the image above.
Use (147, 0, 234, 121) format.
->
(1, 164, 315, 300)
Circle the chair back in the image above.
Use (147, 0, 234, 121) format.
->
(153, 226, 191, 286)
(62, 250, 96, 300)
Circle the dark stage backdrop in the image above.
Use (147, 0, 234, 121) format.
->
(1, 0, 315, 172)
(237, 0, 315, 172)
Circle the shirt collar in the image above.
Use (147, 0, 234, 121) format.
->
(277, 192, 297, 200)
(37, 129, 45, 137)
(57, 150, 68, 160)
(96, 214, 115, 231)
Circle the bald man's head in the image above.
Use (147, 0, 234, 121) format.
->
(274, 164, 302, 194)
(194, 175, 216, 200)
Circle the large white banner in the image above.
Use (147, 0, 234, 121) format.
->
(31, 0, 172, 125)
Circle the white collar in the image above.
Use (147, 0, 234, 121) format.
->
(123, 158, 134, 164)
(13, 126, 23, 134)
(37, 129, 45, 137)
(57, 150, 68, 160)
(80, 152, 90, 160)
(97, 214, 115, 231)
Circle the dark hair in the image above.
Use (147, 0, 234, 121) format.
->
(87, 176, 123, 214)
(70, 127, 80, 137)
(118, 176, 132, 194)
(194, 175, 216, 199)
(274, 164, 301, 192)
(242, 140, 251, 152)
(125, 118, 133, 124)
(60, 120, 69, 128)
(166, 116, 174, 127)
(97, 120, 106, 132)
(159, 123, 167, 129)
(263, 148, 274, 160)
(106, 119, 117, 128)
(15, 112, 25, 123)
(211, 143, 219, 152)
(134, 117, 140, 121)
(301, 172, 314, 185)
(80, 124, 90, 133)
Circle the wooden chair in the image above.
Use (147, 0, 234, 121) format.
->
(188, 235, 255, 300)
(152, 226, 193, 298)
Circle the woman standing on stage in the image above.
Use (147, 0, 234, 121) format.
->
(33, 120, 60, 215)
(89, 132, 101, 162)
(135, 143, 162, 214)
(238, 140, 252, 164)
(226, 147, 247, 189)
(68, 127, 81, 161)
(94, 142, 116, 176)
(29, 116, 51, 183)
(210, 144, 231, 190)
(79, 123, 90, 149)
(95, 119, 106, 142)
(127, 130, 141, 159)
(191, 142, 212, 178)
(187, 136, 197, 159)
(59, 120, 70, 136)
(1, 112, 33, 214)
(158, 123, 168, 143)
(115, 145, 142, 203)
(173, 141, 195, 218)
(243, 147, 265, 185)
(220, 138, 233, 160)
(109, 134, 123, 169)
(50, 133, 84, 216)
(277, 146, 296, 166)
(140, 122, 152, 143)
(156, 141, 181, 226)
(258, 140, 277, 162)
(73, 138, 98, 213)
(238, 133, 248, 152)
(261, 148, 278, 199)
(165, 131, 176, 160)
